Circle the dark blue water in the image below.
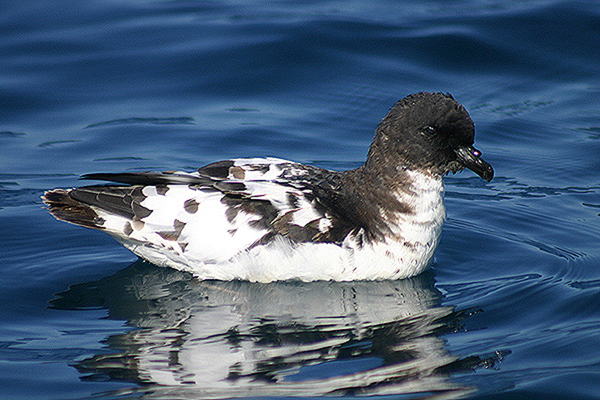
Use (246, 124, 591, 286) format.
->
(1, 1, 600, 399)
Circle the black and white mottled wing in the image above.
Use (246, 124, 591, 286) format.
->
(197, 158, 354, 243)
(43, 158, 350, 274)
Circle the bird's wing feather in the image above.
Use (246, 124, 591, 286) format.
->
(43, 159, 353, 249)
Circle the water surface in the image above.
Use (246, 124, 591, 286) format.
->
(1, 1, 600, 399)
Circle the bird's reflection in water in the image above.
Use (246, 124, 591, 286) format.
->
(51, 261, 506, 399)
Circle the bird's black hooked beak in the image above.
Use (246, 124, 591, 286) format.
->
(455, 146, 494, 181)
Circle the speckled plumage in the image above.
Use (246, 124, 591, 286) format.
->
(43, 92, 493, 282)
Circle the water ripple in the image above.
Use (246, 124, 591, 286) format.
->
(85, 117, 195, 129)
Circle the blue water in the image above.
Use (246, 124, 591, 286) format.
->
(1, 0, 599, 399)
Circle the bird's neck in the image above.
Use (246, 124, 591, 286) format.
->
(340, 156, 445, 245)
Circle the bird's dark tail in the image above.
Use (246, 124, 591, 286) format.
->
(42, 189, 105, 230)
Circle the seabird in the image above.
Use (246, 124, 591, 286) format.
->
(43, 92, 493, 282)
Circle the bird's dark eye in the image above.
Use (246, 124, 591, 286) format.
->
(421, 126, 437, 136)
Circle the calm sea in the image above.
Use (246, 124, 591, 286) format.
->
(1, 1, 599, 399)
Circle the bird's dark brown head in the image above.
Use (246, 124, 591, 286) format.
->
(366, 92, 493, 181)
